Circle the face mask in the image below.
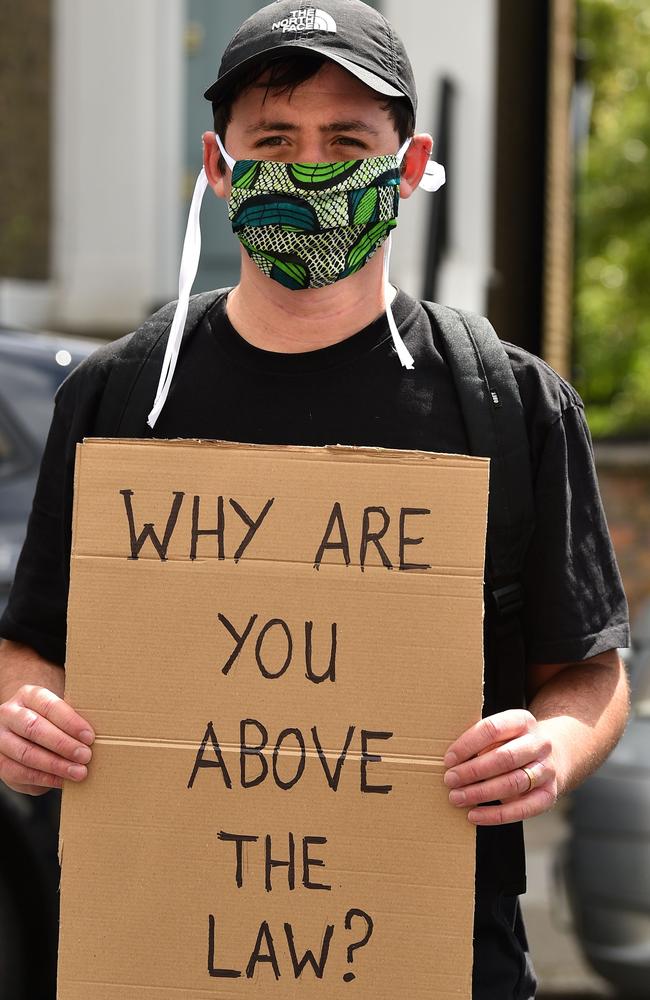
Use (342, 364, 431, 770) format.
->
(147, 134, 445, 428)
(217, 136, 402, 291)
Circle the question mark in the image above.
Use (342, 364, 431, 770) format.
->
(343, 908, 374, 983)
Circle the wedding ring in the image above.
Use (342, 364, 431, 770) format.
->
(521, 765, 537, 792)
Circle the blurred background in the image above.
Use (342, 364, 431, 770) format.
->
(0, 1, 649, 998)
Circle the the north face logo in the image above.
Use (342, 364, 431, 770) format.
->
(272, 7, 337, 33)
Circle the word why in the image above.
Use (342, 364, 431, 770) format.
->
(120, 491, 274, 562)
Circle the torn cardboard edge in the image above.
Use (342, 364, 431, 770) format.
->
(81, 436, 491, 468)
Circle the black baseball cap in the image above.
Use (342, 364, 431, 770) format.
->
(204, 0, 418, 116)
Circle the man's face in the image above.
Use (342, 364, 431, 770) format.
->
(222, 61, 402, 170)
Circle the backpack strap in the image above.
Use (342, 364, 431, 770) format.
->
(94, 289, 228, 437)
(421, 301, 536, 710)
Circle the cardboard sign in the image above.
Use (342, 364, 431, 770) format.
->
(58, 439, 488, 1000)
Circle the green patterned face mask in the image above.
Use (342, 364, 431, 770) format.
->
(217, 134, 402, 290)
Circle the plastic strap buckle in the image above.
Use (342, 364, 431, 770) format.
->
(491, 581, 524, 618)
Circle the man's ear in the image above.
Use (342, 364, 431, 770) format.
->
(399, 133, 434, 200)
(203, 131, 228, 198)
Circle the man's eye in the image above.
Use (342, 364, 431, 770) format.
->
(334, 137, 366, 147)
(255, 136, 286, 147)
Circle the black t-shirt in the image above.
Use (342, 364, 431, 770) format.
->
(0, 288, 629, 895)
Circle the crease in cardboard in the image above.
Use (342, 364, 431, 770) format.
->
(92, 735, 447, 769)
(70, 552, 484, 578)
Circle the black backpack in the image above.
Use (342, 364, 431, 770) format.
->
(95, 290, 535, 713)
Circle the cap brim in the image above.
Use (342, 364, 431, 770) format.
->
(205, 42, 406, 104)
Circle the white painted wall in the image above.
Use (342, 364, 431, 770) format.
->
(47, 0, 496, 330)
(383, 0, 497, 313)
(52, 0, 184, 331)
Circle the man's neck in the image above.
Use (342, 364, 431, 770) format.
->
(226, 251, 395, 353)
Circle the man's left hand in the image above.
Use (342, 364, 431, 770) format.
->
(443, 709, 557, 825)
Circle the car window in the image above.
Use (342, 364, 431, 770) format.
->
(0, 355, 63, 448)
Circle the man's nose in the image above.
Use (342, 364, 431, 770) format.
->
(291, 135, 340, 163)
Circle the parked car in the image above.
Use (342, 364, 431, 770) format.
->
(0, 326, 100, 999)
(561, 601, 650, 997)
(0, 327, 101, 614)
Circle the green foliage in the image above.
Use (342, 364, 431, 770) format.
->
(575, 0, 650, 437)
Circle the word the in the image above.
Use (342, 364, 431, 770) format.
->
(218, 830, 330, 892)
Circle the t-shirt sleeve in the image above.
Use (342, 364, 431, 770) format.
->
(0, 363, 104, 666)
(522, 401, 630, 664)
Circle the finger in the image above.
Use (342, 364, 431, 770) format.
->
(449, 761, 554, 808)
(444, 710, 535, 767)
(467, 784, 557, 825)
(0, 755, 65, 792)
(17, 686, 95, 745)
(444, 732, 551, 789)
(2, 702, 93, 764)
(0, 729, 89, 782)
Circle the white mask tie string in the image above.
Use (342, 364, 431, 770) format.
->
(215, 133, 236, 171)
(147, 166, 209, 428)
(384, 137, 445, 370)
(148, 134, 236, 428)
(383, 230, 414, 370)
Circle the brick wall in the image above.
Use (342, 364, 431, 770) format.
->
(595, 443, 650, 623)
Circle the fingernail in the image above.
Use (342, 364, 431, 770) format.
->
(449, 789, 466, 805)
(444, 770, 460, 788)
(68, 764, 87, 780)
(444, 751, 457, 767)
(80, 730, 95, 745)
(73, 746, 92, 764)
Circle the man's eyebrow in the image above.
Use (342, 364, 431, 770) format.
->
(244, 120, 299, 134)
(243, 119, 380, 136)
(320, 120, 380, 135)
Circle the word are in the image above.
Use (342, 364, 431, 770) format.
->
(314, 503, 432, 571)
(187, 720, 393, 795)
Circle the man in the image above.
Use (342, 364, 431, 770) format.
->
(0, 2, 630, 997)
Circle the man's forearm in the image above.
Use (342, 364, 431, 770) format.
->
(529, 651, 630, 796)
(0, 639, 65, 703)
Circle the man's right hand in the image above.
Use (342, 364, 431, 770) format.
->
(0, 639, 94, 796)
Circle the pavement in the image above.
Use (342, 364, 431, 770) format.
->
(521, 803, 616, 998)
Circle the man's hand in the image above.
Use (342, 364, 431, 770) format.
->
(0, 639, 95, 796)
(443, 709, 556, 825)
(444, 649, 630, 826)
